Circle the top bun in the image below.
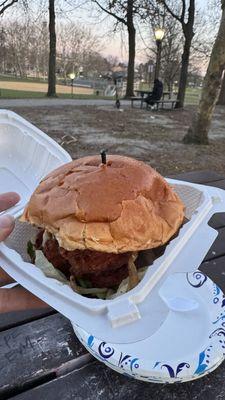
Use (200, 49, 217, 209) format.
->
(21, 155, 184, 253)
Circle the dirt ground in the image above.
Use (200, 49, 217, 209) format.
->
(8, 103, 225, 176)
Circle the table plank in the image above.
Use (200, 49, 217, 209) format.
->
(11, 360, 225, 400)
(0, 314, 87, 399)
(205, 179, 225, 190)
(0, 308, 55, 332)
(169, 170, 225, 184)
(203, 226, 225, 262)
(208, 212, 225, 230)
(200, 255, 225, 292)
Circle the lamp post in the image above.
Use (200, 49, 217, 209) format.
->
(154, 28, 165, 80)
(69, 72, 75, 97)
(148, 61, 154, 86)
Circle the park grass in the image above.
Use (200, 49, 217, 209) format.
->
(185, 87, 201, 105)
(0, 74, 48, 84)
(0, 88, 46, 98)
(0, 84, 201, 105)
(0, 87, 113, 100)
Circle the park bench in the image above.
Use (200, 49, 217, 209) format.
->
(131, 97, 179, 110)
(146, 99, 178, 110)
(131, 96, 144, 108)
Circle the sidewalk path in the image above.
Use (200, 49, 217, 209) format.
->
(0, 98, 130, 108)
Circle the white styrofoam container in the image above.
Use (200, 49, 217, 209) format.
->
(1, 110, 225, 383)
(0, 109, 72, 217)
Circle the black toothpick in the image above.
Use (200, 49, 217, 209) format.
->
(100, 149, 108, 164)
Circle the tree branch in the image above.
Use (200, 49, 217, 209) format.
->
(0, 0, 18, 15)
(188, 0, 195, 29)
(91, 0, 127, 25)
(160, 1, 183, 23)
(181, 0, 186, 22)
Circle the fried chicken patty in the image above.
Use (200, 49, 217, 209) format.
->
(36, 230, 130, 288)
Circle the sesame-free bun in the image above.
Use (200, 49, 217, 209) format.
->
(21, 155, 184, 253)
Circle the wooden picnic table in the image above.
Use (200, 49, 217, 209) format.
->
(1, 170, 225, 399)
(132, 90, 177, 109)
(135, 90, 171, 100)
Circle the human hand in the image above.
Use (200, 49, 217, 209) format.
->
(0, 192, 20, 241)
(0, 192, 48, 313)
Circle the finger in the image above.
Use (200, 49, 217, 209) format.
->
(0, 287, 48, 313)
(0, 192, 20, 212)
(0, 267, 15, 286)
(0, 215, 15, 241)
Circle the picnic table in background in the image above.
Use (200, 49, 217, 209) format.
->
(131, 90, 178, 110)
(135, 90, 172, 99)
(1, 170, 225, 399)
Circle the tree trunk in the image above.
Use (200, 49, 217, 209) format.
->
(175, 0, 195, 109)
(183, 0, 225, 144)
(125, 0, 135, 98)
(47, 0, 56, 97)
(175, 34, 192, 108)
(217, 72, 225, 104)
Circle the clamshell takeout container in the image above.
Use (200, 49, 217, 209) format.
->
(1, 110, 225, 383)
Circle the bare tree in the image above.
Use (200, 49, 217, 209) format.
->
(183, 0, 225, 144)
(0, 27, 7, 73)
(0, 16, 110, 80)
(152, 0, 195, 108)
(91, 0, 141, 98)
(47, 0, 56, 97)
(0, 0, 18, 15)
(57, 22, 101, 79)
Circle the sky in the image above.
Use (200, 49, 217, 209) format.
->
(63, 0, 210, 62)
(89, 0, 209, 63)
(2, 0, 214, 63)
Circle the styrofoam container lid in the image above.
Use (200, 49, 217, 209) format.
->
(1, 110, 225, 347)
(0, 109, 71, 217)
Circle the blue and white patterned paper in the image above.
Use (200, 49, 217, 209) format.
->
(72, 271, 225, 383)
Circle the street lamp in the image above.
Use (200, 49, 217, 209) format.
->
(69, 72, 75, 97)
(148, 61, 154, 85)
(154, 27, 165, 80)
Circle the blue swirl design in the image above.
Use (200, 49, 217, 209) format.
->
(212, 313, 225, 325)
(118, 353, 139, 372)
(98, 342, 115, 359)
(87, 335, 94, 348)
(161, 364, 175, 378)
(176, 362, 190, 376)
(186, 271, 207, 288)
(194, 350, 208, 375)
(222, 297, 225, 308)
(213, 313, 225, 324)
(130, 358, 139, 372)
(213, 285, 220, 296)
(213, 285, 221, 304)
(209, 328, 225, 338)
(154, 362, 190, 378)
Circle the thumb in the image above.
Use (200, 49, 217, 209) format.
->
(0, 215, 15, 242)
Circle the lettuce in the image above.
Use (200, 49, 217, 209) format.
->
(35, 250, 68, 284)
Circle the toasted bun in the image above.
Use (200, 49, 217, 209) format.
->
(21, 155, 184, 253)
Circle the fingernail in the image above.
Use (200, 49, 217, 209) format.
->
(0, 215, 14, 229)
